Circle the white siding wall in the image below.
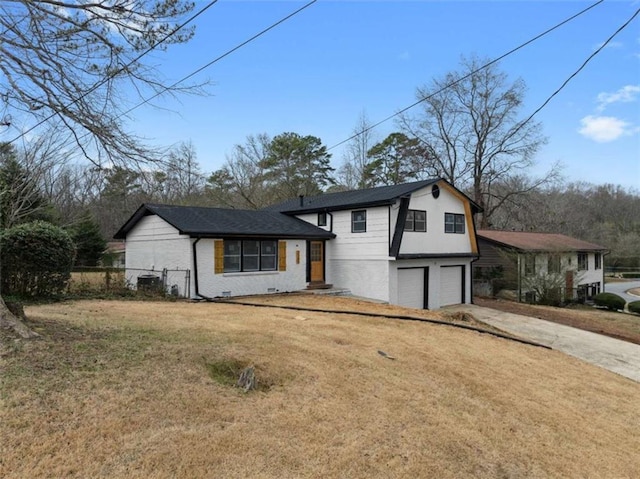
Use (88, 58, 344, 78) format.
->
(195, 238, 307, 298)
(525, 252, 604, 286)
(578, 252, 605, 286)
(125, 215, 193, 295)
(316, 208, 392, 301)
(326, 208, 390, 259)
(296, 212, 332, 232)
(399, 186, 473, 255)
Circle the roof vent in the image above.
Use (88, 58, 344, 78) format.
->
(299, 195, 304, 207)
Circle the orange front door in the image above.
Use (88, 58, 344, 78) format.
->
(310, 241, 324, 283)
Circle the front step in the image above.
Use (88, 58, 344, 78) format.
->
(306, 282, 333, 290)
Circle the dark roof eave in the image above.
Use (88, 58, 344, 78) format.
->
(188, 232, 335, 240)
(396, 253, 480, 260)
(280, 199, 396, 215)
(478, 236, 608, 252)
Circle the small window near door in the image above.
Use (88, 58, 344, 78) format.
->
(310, 242, 322, 262)
(405, 210, 427, 232)
(318, 212, 327, 227)
(352, 210, 366, 233)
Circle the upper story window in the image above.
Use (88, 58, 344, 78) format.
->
(223, 239, 278, 273)
(351, 210, 367, 233)
(594, 253, 602, 270)
(318, 212, 327, 227)
(578, 252, 588, 271)
(524, 255, 536, 276)
(548, 255, 561, 274)
(444, 213, 465, 234)
(405, 210, 427, 232)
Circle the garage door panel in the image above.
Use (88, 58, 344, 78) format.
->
(440, 266, 463, 307)
(398, 269, 424, 309)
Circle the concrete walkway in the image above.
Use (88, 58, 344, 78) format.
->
(445, 304, 640, 383)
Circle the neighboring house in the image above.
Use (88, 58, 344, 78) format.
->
(474, 230, 607, 302)
(114, 178, 482, 309)
(103, 241, 126, 268)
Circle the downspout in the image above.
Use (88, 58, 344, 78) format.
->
(470, 255, 479, 304)
(602, 250, 610, 293)
(517, 254, 522, 302)
(192, 237, 215, 300)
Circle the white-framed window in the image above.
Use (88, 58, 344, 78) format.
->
(594, 253, 602, 270)
(261, 241, 277, 271)
(444, 213, 465, 234)
(223, 240, 241, 272)
(223, 239, 278, 273)
(578, 252, 588, 271)
(524, 255, 536, 276)
(405, 210, 427, 232)
(548, 255, 561, 274)
(351, 210, 366, 233)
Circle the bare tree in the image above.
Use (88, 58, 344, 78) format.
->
(207, 134, 273, 209)
(0, 1, 200, 337)
(401, 56, 555, 227)
(336, 111, 378, 190)
(0, 0, 200, 167)
(146, 141, 205, 204)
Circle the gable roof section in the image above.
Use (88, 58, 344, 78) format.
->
(114, 204, 335, 240)
(265, 178, 480, 214)
(477, 230, 607, 252)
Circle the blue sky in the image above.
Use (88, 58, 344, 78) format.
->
(132, 0, 640, 188)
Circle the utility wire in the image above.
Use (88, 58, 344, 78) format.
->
(512, 6, 640, 140)
(7, 0, 220, 144)
(328, 0, 605, 151)
(8, 0, 317, 160)
(116, 0, 318, 118)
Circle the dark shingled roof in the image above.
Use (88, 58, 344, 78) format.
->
(265, 179, 448, 214)
(477, 230, 607, 252)
(114, 204, 335, 240)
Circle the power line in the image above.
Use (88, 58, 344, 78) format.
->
(327, 0, 605, 151)
(117, 0, 318, 119)
(7, 0, 220, 144)
(8, 0, 318, 162)
(513, 6, 640, 140)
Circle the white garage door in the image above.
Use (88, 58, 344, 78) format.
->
(440, 266, 463, 307)
(397, 268, 425, 309)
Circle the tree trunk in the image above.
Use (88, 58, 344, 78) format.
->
(0, 295, 39, 339)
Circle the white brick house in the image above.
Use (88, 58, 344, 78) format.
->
(115, 179, 482, 309)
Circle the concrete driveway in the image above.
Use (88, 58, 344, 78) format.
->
(604, 280, 640, 304)
(446, 304, 640, 383)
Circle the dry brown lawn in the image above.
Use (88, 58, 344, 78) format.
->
(1, 298, 639, 478)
